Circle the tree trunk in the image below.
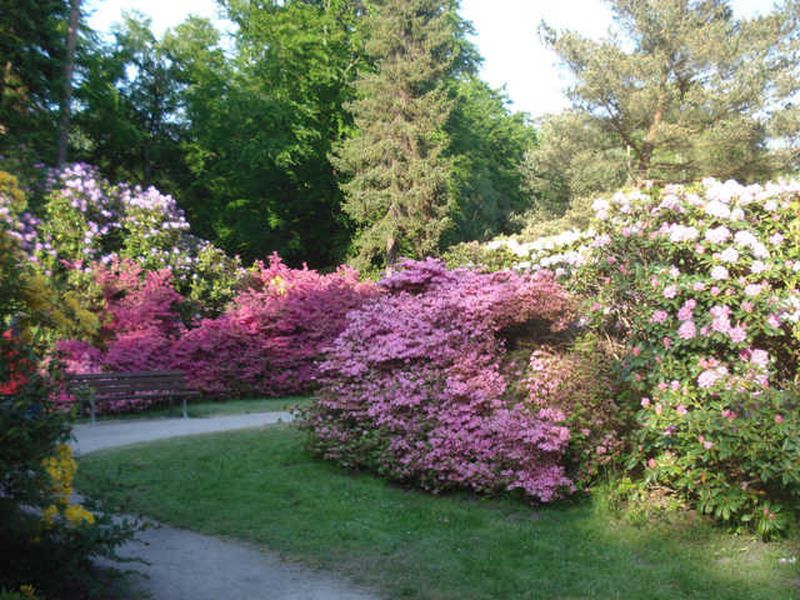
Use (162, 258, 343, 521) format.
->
(386, 233, 398, 269)
(56, 0, 80, 169)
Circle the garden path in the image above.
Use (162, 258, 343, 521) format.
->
(71, 411, 294, 455)
(73, 412, 380, 600)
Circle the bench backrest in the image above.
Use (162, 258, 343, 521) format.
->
(68, 371, 196, 424)
(68, 371, 191, 399)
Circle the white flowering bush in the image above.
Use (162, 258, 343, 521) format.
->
(470, 178, 800, 535)
(34, 164, 244, 315)
(486, 229, 595, 277)
(575, 178, 800, 536)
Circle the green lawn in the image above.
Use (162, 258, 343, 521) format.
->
(77, 396, 312, 423)
(76, 426, 800, 600)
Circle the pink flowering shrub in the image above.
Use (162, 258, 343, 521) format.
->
(55, 259, 186, 412)
(171, 254, 377, 397)
(302, 259, 578, 502)
(56, 255, 375, 409)
(575, 178, 800, 535)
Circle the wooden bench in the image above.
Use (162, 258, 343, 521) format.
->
(68, 371, 200, 425)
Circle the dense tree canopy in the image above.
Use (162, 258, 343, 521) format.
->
(2, 0, 537, 267)
(0, 0, 70, 163)
(445, 76, 536, 245)
(8, 0, 799, 265)
(74, 13, 185, 188)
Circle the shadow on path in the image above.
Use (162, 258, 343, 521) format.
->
(74, 413, 380, 600)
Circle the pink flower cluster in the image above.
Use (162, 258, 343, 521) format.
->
(303, 260, 575, 502)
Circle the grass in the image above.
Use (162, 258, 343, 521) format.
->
(77, 396, 313, 423)
(76, 426, 800, 600)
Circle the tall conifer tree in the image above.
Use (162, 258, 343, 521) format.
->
(333, 0, 458, 269)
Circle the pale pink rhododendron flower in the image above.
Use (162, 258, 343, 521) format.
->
(698, 366, 729, 388)
(718, 247, 739, 263)
(650, 310, 668, 324)
(678, 320, 696, 340)
(704, 226, 731, 244)
(728, 325, 747, 344)
(677, 299, 696, 321)
(750, 349, 769, 367)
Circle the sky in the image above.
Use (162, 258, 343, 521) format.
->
(85, 0, 774, 119)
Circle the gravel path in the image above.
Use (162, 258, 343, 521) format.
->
(71, 411, 294, 455)
(74, 412, 380, 600)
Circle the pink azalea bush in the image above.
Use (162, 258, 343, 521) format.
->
(171, 254, 377, 397)
(574, 179, 800, 535)
(302, 259, 578, 502)
(55, 259, 187, 412)
(57, 254, 376, 410)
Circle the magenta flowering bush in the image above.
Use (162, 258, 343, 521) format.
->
(57, 254, 376, 410)
(55, 259, 187, 412)
(171, 254, 377, 398)
(575, 178, 800, 535)
(302, 259, 579, 502)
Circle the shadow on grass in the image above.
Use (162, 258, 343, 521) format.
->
(75, 426, 799, 600)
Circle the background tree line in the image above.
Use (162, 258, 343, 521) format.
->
(2, 0, 799, 269)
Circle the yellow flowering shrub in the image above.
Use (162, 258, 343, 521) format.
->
(18, 584, 39, 599)
(41, 505, 59, 528)
(21, 273, 101, 343)
(41, 444, 76, 504)
(40, 444, 95, 528)
(2, 174, 134, 597)
(63, 504, 95, 527)
(0, 171, 26, 213)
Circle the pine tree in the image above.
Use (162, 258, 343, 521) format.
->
(333, 0, 458, 269)
(528, 0, 800, 210)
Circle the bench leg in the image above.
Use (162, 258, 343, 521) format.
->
(182, 397, 187, 419)
(90, 396, 96, 427)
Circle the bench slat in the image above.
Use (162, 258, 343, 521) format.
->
(69, 370, 183, 380)
(69, 381, 189, 392)
(71, 390, 198, 399)
(67, 370, 198, 424)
